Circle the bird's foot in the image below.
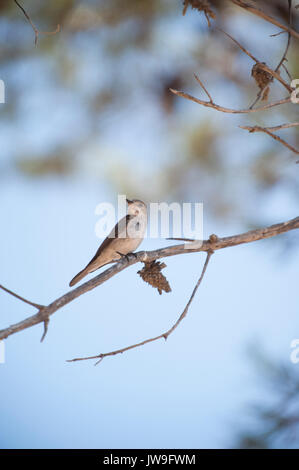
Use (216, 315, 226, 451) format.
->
(116, 251, 130, 261)
(116, 251, 137, 261)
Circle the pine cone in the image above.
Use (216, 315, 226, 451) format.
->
(251, 62, 273, 101)
(137, 261, 172, 295)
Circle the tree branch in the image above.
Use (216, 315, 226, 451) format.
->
(14, 0, 60, 45)
(217, 28, 292, 93)
(230, 0, 299, 40)
(0, 216, 298, 343)
(239, 124, 299, 155)
(170, 86, 292, 114)
(175, 24, 296, 151)
(241, 122, 299, 132)
(275, 0, 292, 73)
(0, 284, 44, 309)
(67, 250, 214, 365)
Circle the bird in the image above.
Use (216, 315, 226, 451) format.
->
(69, 199, 147, 287)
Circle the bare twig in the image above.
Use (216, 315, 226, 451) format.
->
(282, 63, 292, 82)
(242, 122, 299, 132)
(0, 284, 44, 309)
(230, 0, 299, 40)
(217, 28, 292, 94)
(270, 31, 288, 38)
(194, 73, 213, 102)
(170, 87, 292, 114)
(217, 27, 258, 62)
(40, 317, 50, 343)
(0, 283, 48, 341)
(14, 0, 60, 45)
(275, 0, 292, 72)
(68, 250, 214, 365)
(214, 15, 296, 146)
(0, 217, 298, 343)
(239, 124, 299, 155)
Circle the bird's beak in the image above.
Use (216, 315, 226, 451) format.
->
(126, 198, 133, 205)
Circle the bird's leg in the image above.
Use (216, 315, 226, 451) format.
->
(116, 251, 131, 261)
(116, 251, 138, 261)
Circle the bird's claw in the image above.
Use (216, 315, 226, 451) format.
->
(116, 251, 137, 261)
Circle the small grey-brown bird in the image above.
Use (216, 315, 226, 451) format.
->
(69, 199, 147, 287)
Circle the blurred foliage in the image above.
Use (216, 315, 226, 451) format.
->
(235, 343, 299, 449)
(16, 151, 73, 176)
(0, 0, 298, 226)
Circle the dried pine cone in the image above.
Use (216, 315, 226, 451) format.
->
(182, 0, 216, 26)
(251, 62, 273, 101)
(138, 261, 171, 295)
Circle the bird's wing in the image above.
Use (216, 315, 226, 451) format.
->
(84, 214, 133, 269)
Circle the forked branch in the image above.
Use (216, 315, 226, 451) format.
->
(0, 216, 298, 347)
(68, 250, 214, 365)
(14, 0, 60, 45)
(239, 123, 299, 156)
(170, 86, 292, 114)
(230, 0, 299, 40)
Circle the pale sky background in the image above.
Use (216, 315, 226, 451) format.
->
(1, 179, 298, 448)
(0, 2, 298, 449)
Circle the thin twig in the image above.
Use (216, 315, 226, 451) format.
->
(282, 63, 292, 82)
(204, 11, 211, 28)
(170, 88, 292, 114)
(230, 0, 299, 40)
(67, 250, 214, 365)
(241, 122, 299, 132)
(239, 125, 299, 155)
(40, 318, 50, 343)
(275, 0, 292, 72)
(249, 91, 266, 110)
(0, 284, 44, 309)
(217, 28, 292, 93)
(0, 216, 298, 343)
(194, 74, 213, 102)
(14, 0, 60, 45)
(270, 31, 288, 38)
(217, 27, 258, 62)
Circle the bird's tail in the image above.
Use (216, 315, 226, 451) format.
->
(69, 268, 89, 287)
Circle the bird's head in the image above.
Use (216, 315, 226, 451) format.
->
(126, 198, 147, 216)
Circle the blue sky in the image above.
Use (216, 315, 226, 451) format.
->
(0, 2, 298, 449)
(0, 178, 298, 448)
